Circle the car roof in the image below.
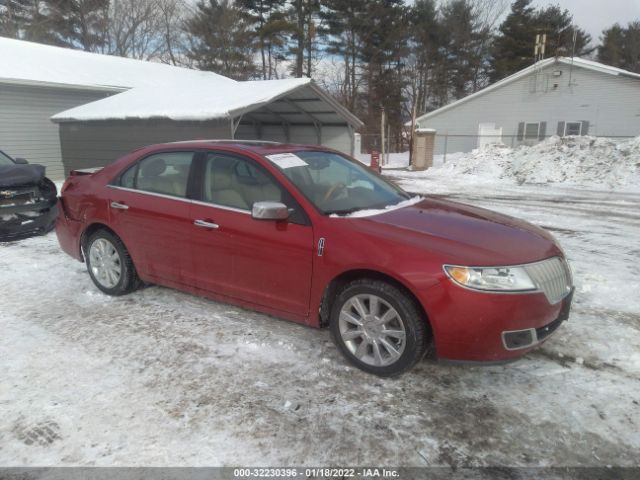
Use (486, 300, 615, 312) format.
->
(159, 140, 333, 156)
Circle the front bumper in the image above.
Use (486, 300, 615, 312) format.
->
(424, 282, 574, 362)
(0, 201, 58, 241)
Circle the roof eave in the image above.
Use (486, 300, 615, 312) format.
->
(0, 77, 126, 93)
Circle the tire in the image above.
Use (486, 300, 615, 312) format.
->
(329, 279, 429, 377)
(85, 229, 140, 296)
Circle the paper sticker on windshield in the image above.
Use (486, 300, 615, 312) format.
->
(266, 153, 308, 169)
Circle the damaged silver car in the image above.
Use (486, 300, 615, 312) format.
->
(0, 150, 57, 241)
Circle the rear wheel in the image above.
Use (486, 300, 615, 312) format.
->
(85, 230, 140, 296)
(330, 279, 429, 376)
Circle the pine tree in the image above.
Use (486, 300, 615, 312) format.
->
(186, 0, 257, 80)
(408, 0, 440, 114)
(0, 0, 58, 45)
(491, 0, 592, 81)
(598, 21, 640, 73)
(42, 0, 110, 51)
(490, 0, 537, 81)
(237, 0, 289, 79)
(320, 0, 368, 113)
(359, 0, 410, 151)
(0, 0, 28, 38)
(288, 0, 319, 78)
(536, 4, 591, 58)
(439, 0, 490, 100)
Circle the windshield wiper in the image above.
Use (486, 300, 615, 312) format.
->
(326, 201, 397, 216)
(324, 207, 362, 216)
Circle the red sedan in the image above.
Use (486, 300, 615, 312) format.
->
(56, 141, 573, 376)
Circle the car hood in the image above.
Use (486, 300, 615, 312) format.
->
(0, 164, 46, 187)
(354, 197, 560, 266)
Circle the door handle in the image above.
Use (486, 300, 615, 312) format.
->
(194, 219, 219, 229)
(110, 201, 129, 210)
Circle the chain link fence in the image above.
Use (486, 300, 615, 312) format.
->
(355, 133, 638, 170)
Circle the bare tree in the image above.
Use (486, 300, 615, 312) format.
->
(106, 0, 188, 62)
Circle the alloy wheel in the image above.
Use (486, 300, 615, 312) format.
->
(338, 294, 407, 367)
(89, 238, 122, 289)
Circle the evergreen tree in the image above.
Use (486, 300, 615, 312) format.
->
(0, 0, 28, 38)
(490, 0, 537, 81)
(536, 4, 591, 58)
(408, 0, 441, 114)
(0, 0, 59, 45)
(320, 0, 368, 113)
(491, 0, 591, 81)
(186, 0, 257, 80)
(42, 0, 110, 51)
(237, 0, 289, 79)
(288, 0, 319, 78)
(359, 0, 410, 150)
(439, 0, 490, 100)
(598, 21, 640, 73)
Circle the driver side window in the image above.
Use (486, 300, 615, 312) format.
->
(202, 153, 308, 224)
(203, 153, 282, 210)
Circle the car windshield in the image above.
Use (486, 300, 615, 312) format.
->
(265, 150, 409, 215)
(0, 151, 14, 166)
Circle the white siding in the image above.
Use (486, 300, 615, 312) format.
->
(417, 64, 640, 154)
(0, 84, 111, 179)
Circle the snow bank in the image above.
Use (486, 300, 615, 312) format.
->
(429, 136, 640, 189)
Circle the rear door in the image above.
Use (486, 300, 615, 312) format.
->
(190, 151, 314, 317)
(108, 151, 196, 285)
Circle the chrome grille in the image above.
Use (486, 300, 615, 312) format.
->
(0, 187, 36, 207)
(525, 257, 572, 305)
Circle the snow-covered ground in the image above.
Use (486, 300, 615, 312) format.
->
(1, 139, 640, 467)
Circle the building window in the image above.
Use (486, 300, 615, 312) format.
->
(525, 123, 540, 139)
(565, 122, 582, 136)
(558, 121, 590, 137)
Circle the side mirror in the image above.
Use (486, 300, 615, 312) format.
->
(14, 157, 28, 164)
(252, 201, 289, 221)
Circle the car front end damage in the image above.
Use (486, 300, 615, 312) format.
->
(0, 177, 58, 241)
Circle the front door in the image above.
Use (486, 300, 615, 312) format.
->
(190, 151, 314, 317)
(108, 151, 195, 285)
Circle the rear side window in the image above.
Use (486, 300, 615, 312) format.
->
(119, 152, 194, 198)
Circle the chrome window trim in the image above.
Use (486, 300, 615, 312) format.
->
(108, 185, 191, 204)
(191, 198, 251, 215)
(107, 185, 252, 215)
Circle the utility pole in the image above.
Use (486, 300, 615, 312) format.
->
(381, 107, 386, 167)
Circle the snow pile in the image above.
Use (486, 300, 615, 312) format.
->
(330, 196, 423, 218)
(431, 136, 640, 189)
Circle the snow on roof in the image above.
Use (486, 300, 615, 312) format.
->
(0, 37, 363, 127)
(51, 78, 310, 122)
(0, 37, 234, 91)
(415, 57, 640, 124)
(50, 78, 364, 127)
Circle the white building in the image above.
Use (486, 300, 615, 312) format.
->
(0, 38, 362, 179)
(414, 57, 640, 155)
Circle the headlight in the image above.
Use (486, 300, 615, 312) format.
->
(444, 265, 537, 292)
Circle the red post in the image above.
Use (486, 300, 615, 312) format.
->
(370, 150, 381, 173)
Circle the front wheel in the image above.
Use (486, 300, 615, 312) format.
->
(329, 279, 430, 376)
(85, 230, 140, 296)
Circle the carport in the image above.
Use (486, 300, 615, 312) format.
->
(51, 78, 363, 175)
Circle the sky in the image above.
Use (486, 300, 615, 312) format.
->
(530, 0, 640, 41)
